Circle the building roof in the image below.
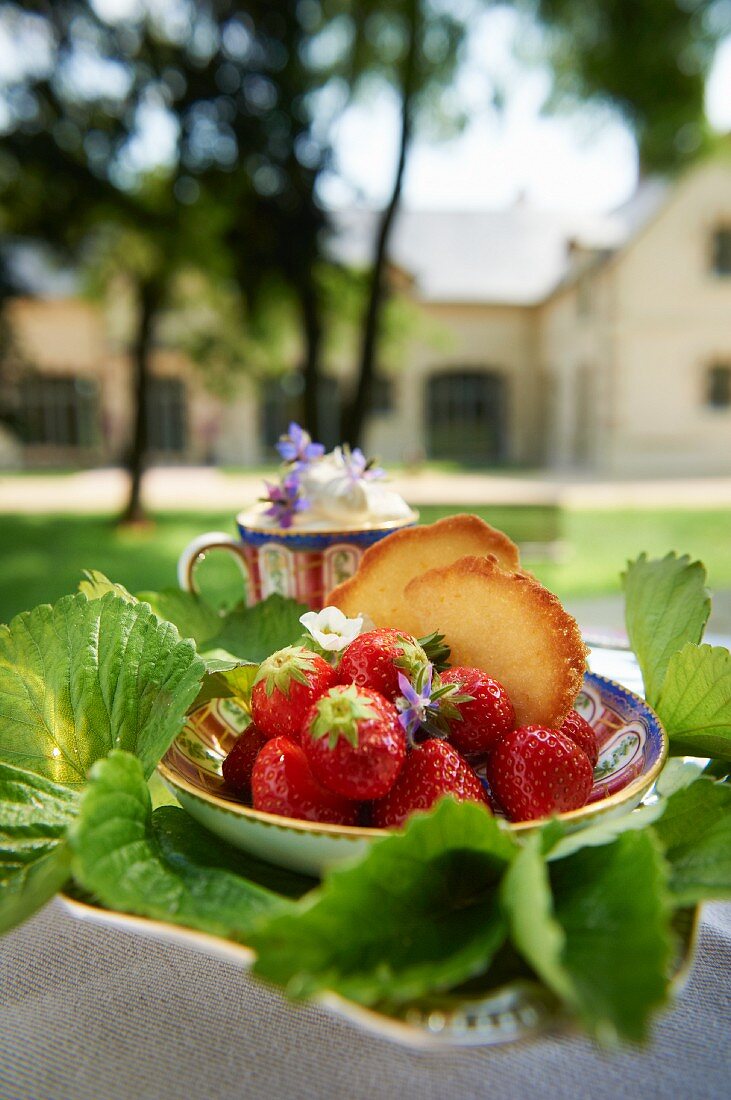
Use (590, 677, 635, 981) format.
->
(5, 179, 670, 307)
(332, 180, 669, 306)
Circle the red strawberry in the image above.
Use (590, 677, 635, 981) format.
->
(559, 709, 599, 768)
(371, 739, 489, 829)
(251, 736, 359, 825)
(439, 666, 515, 757)
(486, 726, 593, 823)
(337, 629, 429, 702)
(301, 685, 406, 800)
(251, 646, 338, 741)
(221, 724, 268, 797)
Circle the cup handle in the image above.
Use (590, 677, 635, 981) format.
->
(177, 532, 251, 600)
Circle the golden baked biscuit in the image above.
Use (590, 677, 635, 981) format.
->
(327, 514, 520, 635)
(405, 555, 587, 729)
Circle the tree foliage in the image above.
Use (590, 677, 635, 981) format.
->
(525, 0, 724, 169)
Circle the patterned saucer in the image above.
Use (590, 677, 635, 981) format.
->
(158, 670, 667, 877)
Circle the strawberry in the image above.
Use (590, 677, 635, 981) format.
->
(221, 724, 268, 797)
(559, 709, 599, 768)
(301, 685, 406, 800)
(251, 645, 338, 742)
(337, 628, 430, 702)
(251, 736, 359, 825)
(439, 666, 515, 757)
(371, 738, 489, 829)
(486, 726, 593, 823)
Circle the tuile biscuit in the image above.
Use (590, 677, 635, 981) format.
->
(327, 514, 520, 636)
(405, 555, 587, 729)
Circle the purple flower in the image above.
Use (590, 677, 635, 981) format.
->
(262, 471, 309, 529)
(276, 422, 325, 468)
(396, 666, 434, 742)
(342, 445, 385, 483)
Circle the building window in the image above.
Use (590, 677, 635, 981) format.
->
(147, 377, 187, 453)
(20, 374, 99, 447)
(371, 375, 394, 416)
(711, 228, 731, 276)
(706, 364, 731, 409)
(426, 369, 507, 464)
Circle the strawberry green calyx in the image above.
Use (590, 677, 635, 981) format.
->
(254, 646, 320, 698)
(310, 685, 379, 749)
(432, 675, 474, 727)
(393, 635, 431, 682)
(417, 631, 452, 672)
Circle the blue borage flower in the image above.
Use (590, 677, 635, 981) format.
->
(396, 666, 434, 742)
(339, 444, 385, 483)
(261, 470, 309, 529)
(276, 422, 325, 469)
(396, 664, 474, 744)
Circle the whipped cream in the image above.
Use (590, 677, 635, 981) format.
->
(240, 449, 415, 532)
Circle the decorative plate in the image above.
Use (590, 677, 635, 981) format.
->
(158, 670, 668, 877)
(58, 894, 698, 1050)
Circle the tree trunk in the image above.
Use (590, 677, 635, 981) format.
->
(119, 279, 162, 525)
(298, 273, 322, 440)
(341, 11, 419, 448)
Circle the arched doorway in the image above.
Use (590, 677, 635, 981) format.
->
(426, 369, 507, 464)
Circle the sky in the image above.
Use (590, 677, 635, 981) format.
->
(322, 8, 731, 214)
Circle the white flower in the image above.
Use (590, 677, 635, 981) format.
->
(299, 606, 364, 652)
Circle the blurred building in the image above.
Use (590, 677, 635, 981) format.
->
(2, 153, 730, 474)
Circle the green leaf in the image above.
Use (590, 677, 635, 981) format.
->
(548, 832, 672, 1043)
(652, 774, 731, 905)
(503, 832, 672, 1043)
(0, 762, 78, 933)
(655, 758, 705, 797)
(500, 838, 575, 1005)
(0, 592, 205, 787)
(70, 751, 294, 939)
(250, 799, 516, 1006)
(78, 572, 136, 607)
(191, 655, 258, 712)
(79, 570, 136, 604)
(656, 643, 731, 760)
(151, 800, 314, 900)
(622, 553, 710, 706)
(204, 594, 308, 664)
(136, 588, 222, 648)
(545, 801, 665, 861)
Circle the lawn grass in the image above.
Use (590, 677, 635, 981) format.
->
(1, 506, 730, 624)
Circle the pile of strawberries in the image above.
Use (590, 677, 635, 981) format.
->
(222, 628, 597, 827)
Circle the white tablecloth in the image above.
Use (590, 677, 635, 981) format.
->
(1, 898, 730, 1100)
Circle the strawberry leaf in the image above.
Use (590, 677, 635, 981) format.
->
(136, 588, 223, 648)
(548, 832, 671, 1043)
(0, 762, 78, 933)
(70, 751, 298, 938)
(0, 592, 205, 787)
(656, 643, 731, 760)
(503, 831, 672, 1043)
(651, 773, 731, 905)
(204, 594, 309, 664)
(249, 799, 517, 1006)
(622, 553, 710, 706)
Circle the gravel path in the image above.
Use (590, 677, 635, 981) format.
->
(3, 466, 731, 513)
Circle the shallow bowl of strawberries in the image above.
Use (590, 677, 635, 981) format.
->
(159, 628, 667, 877)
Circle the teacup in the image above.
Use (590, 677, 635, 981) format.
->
(177, 511, 418, 609)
